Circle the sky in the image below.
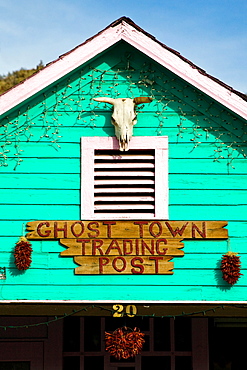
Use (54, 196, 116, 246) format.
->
(0, 0, 247, 93)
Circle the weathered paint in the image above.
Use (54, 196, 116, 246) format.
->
(0, 34, 247, 302)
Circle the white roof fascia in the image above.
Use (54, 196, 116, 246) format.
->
(119, 21, 247, 120)
(0, 25, 123, 116)
(1, 20, 247, 120)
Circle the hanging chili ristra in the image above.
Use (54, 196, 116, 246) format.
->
(14, 236, 33, 270)
(105, 327, 145, 360)
(221, 251, 242, 285)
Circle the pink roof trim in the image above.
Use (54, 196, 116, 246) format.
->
(1, 17, 247, 119)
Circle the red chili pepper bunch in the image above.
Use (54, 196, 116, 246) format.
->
(14, 236, 32, 270)
(221, 251, 242, 285)
(105, 327, 145, 360)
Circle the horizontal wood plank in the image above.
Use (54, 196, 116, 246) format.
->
(0, 143, 245, 159)
(1, 268, 246, 286)
(0, 189, 246, 206)
(2, 283, 247, 301)
(0, 174, 80, 189)
(4, 124, 230, 140)
(0, 204, 244, 221)
(1, 173, 247, 190)
(1, 158, 247, 174)
(169, 175, 247, 190)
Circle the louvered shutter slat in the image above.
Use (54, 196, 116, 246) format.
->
(95, 204, 155, 210)
(95, 163, 154, 168)
(95, 196, 155, 202)
(95, 179, 155, 185)
(94, 187, 155, 193)
(95, 171, 154, 177)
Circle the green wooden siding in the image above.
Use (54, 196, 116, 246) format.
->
(0, 41, 246, 301)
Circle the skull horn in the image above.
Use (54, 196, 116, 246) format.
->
(93, 97, 115, 105)
(133, 96, 153, 105)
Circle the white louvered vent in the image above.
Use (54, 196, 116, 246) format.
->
(81, 137, 168, 220)
(94, 149, 155, 218)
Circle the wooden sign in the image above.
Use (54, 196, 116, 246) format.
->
(26, 220, 228, 275)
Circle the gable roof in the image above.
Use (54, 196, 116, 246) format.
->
(1, 16, 247, 119)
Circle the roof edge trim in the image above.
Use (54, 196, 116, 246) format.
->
(1, 16, 247, 120)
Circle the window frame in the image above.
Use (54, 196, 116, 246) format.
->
(81, 136, 168, 220)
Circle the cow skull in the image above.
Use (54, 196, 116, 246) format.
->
(93, 96, 152, 151)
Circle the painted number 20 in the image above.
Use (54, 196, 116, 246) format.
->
(112, 304, 137, 317)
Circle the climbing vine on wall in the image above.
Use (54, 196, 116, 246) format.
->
(0, 55, 246, 169)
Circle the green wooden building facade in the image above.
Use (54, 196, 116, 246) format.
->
(0, 17, 247, 370)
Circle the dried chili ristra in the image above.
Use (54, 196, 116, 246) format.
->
(14, 236, 32, 270)
(221, 251, 242, 285)
(105, 327, 145, 360)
